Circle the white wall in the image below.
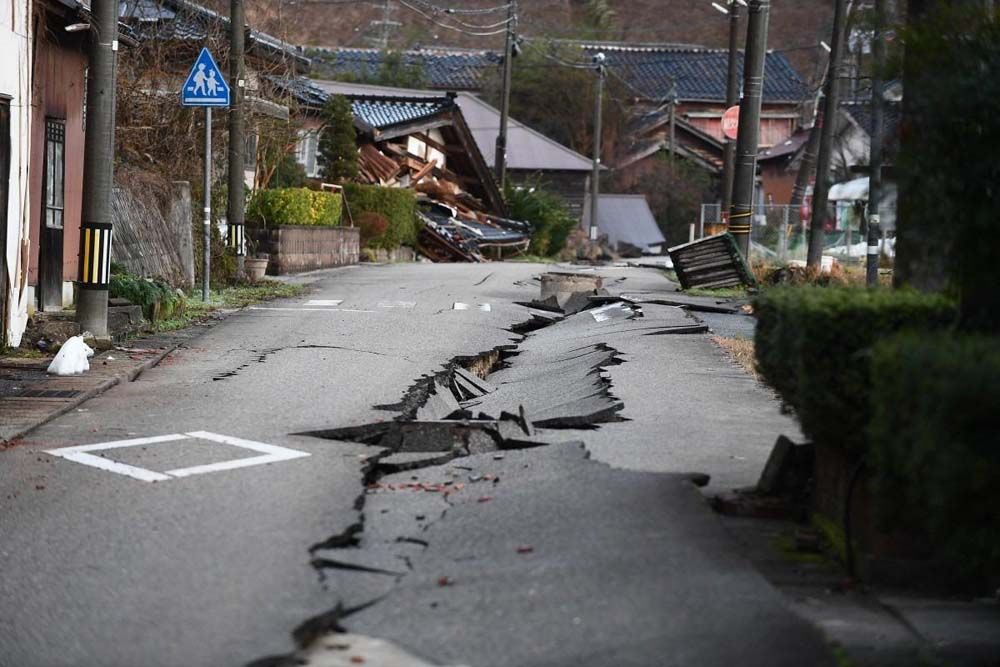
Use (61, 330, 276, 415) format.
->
(1, 1, 32, 347)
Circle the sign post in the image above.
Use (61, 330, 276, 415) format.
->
(181, 48, 230, 301)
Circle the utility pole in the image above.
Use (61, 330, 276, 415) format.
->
(494, 0, 516, 191)
(728, 0, 770, 258)
(866, 0, 886, 287)
(668, 85, 676, 174)
(807, 0, 849, 268)
(721, 0, 742, 219)
(77, 0, 118, 338)
(228, 0, 246, 278)
(589, 52, 606, 242)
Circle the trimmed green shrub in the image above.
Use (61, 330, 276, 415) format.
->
(870, 332, 1000, 578)
(246, 188, 343, 227)
(342, 183, 417, 250)
(753, 287, 957, 453)
(109, 273, 181, 321)
(504, 182, 576, 257)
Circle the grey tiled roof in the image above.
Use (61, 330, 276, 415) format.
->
(308, 43, 807, 104)
(268, 77, 454, 130)
(577, 43, 807, 103)
(119, 0, 309, 69)
(350, 96, 454, 130)
(310, 47, 500, 91)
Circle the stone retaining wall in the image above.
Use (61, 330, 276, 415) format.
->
(248, 226, 359, 274)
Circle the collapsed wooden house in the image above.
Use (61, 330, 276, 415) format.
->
(270, 77, 530, 261)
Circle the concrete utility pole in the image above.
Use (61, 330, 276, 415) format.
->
(669, 85, 677, 174)
(807, 0, 850, 268)
(589, 52, 606, 242)
(226, 0, 246, 278)
(494, 0, 516, 191)
(77, 0, 118, 338)
(866, 0, 886, 286)
(228, 0, 246, 277)
(721, 0, 742, 219)
(727, 0, 770, 258)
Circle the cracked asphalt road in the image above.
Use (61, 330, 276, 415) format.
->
(0, 262, 828, 667)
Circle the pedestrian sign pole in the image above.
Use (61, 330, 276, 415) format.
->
(181, 48, 230, 301)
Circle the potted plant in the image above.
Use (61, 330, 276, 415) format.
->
(244, 236, 270, 282)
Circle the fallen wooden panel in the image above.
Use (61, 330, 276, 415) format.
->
(668, 233, 756, 289)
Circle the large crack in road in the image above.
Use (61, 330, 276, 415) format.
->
(248, 297, 832, 667)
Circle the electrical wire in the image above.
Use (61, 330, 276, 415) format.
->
(396, 0, 511, 36)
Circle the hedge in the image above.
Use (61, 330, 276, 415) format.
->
(869, 333, 1000, 578)
(342, 183, 417, 250)
(247, 188, 342, 227)
(753, 287, 957, 454)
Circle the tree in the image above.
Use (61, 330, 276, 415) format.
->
(318, 95, 358, 182)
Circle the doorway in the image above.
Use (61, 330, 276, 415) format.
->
(38, 117, 65, 311)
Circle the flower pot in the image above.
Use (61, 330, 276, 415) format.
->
(245, 257, 269, 282)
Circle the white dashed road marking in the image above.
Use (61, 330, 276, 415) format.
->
(453, 302, 491, 312)
(45, 432, 311, 482)
(305, 299, 344, 306)
(377, 301, 416, 309)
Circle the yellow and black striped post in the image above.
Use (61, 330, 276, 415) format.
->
(227, 223, 245, 256)
(79, 223, 114, 288)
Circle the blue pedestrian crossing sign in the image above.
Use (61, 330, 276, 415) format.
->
(181, 48, 230, 107)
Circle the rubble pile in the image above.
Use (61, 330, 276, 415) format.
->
(355, 141, 531, 262)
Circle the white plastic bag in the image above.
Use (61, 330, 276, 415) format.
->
(47, 335, 95, 376)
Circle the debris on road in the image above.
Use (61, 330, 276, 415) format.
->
(667, 233, 756, 290)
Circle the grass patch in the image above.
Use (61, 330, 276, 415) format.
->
(0, 346, 48, 359)
(712, 335, 760, 381)
(149, 281, 307, 333)
(684, 285, 750, 298)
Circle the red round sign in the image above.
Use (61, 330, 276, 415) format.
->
(722, 105, 740, 140)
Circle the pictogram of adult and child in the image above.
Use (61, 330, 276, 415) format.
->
(189, 63, 221, 97)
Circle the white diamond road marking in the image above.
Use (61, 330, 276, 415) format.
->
(377, 301, 416, 309)
(306, 299, 344, 307)
(44, 431, 310, 482)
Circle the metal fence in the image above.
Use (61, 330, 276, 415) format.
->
(698, 203, 885, 265)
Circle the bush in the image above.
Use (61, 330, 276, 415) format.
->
(342, 183, 417, 250)
(356, 212, 389, 248)
(753, 287, 957, 453)
(109, 273, 181, 321)
(869, 332, 1000, 579)
(505, 182, 576, 257)
(246, 188, 343, 227)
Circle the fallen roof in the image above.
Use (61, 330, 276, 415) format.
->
(582, 194, 666, 252)
(311, 80, 595, 173)
(350, 95, 456, 132)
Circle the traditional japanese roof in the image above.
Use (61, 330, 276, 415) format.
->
(310, 80, 595, 172)
(582, 194, 666, 253)
(350, 95, 456, 131)
(119, 0, 310, 70)
(309, 47, 500, 91)
(573, 42, 807, 103)
(758, 128, 811, 162)
(308, 43, 806, 105)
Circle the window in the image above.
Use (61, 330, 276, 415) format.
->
(296, 129, 319, 178)
(44, 119, 65, 229)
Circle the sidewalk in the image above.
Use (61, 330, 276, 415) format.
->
(0, 327, 203, 446)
